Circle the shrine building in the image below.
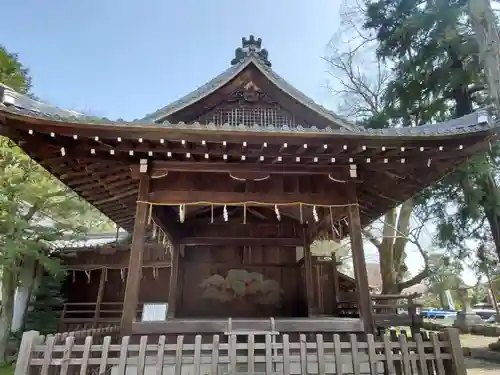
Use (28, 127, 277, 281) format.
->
(0, 36, 497, 337)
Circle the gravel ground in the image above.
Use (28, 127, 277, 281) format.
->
(465, 357, 499, 374)
(460, 335, 499, 374)
(460, 335, 498, 349)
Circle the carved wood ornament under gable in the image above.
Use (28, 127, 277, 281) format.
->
(196, 81, 312, 128)
(227, 81, 276, 105)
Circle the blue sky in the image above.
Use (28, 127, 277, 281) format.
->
(3, 0, 341, 119)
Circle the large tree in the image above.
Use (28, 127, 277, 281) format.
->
(0, 46, 31, 94)
(325, 0, 433, 294)
(363, 0, 500, 267)
(423, 253, 463, 308)
(0, 45, 113, 363)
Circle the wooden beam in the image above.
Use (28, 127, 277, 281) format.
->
(331, 257, 340, 315)
(181, 260, 299, 267)
(303, 225, 315, 317)
(146, 160, 349, 176)
(153, 206, 183, 242)
(296, 143, 309, 155)
(93, 189, 138, 205)
(167, 243, 181, 318)
(70, 144, 477, 170)
(64, 262, 172, 270)
(246, 207, 268, 220)
(131, 317, 364, 335)
(70, 169, 131, 188)
(346, 183, 375, 333)
(179, 236, 302, 246)
(93, 268, 107, 325)
(120, 172, 150, 335)
(149, 190, 345, 206)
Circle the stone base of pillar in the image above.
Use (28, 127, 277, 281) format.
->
(453, 311, 484, 332)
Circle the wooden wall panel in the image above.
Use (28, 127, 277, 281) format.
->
(177, 245, 304, 318)
(63, 243, 171, 269)
(62, 269, 102, 304)
(102, 269, 125, 302)
(184, 223, 300, 239)
(296, 261, 358, 316)
(311, 262, 357, 316)
(61, 248, 358, 319)
(63, 267, 171, 305)
(313, 263, 333, 315)
(139, 267, 171, 303)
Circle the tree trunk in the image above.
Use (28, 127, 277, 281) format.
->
(378, 209, 398, 295)
(469, 0, 500, 111)
(0, 269, 17, 364)
(484, 206, 500, 260)
(457, 168, 500, 260)
(438, 291, 446, 309)
(377, 201, 415, 295)
(449, 50, 473, 118)
(452, 12, 500, 255)
(479, 173, 500, 260)
(12, 258, 40, 332)
(393, 200, 414, 284)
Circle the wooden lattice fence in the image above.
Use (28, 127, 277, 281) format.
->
(14, 328, 466, 375)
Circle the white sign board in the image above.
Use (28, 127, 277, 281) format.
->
(141, 303, 168, 322)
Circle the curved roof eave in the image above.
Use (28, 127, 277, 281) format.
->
(140, 60, 249, 122)
(0, 104, 496, 141)
(1, 83, 497, 140)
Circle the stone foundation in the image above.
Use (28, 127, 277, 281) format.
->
(423, 321, 500, 337)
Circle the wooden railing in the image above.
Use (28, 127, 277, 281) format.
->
(60, 294, 423, 332)
(373, 294, 423, 328)
(372, 294, 422, 314)
(336, 293, 423, 328)
(59, 302, 143, 331)
(52, 325, 120, 344)
(14, 328, 466, 375)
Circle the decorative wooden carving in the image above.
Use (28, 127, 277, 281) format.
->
(200, 269, 282, 304)
(195, 82, 313, 128)
(228, 81, 275, 105)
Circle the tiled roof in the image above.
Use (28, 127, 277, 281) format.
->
(140, 63, 243, 122)
(0, 83, 85, 119)
(54, 232, 129, 251)
(1, 82, 497, 138)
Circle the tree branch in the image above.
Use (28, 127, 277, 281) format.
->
(398, 267, 430, 291)
(362, 229, 381, 248)
(397, 227, 431, 291)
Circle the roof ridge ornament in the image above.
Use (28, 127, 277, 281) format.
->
(231, 35, 272, 67)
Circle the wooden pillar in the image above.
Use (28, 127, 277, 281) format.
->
(346, 184, 375, 333)
(302, 225, 315, 317)
(316, 264, 323, 313)
(93, 268, 106, 326)
(331, 255, 341, 315)
(120, 173, 150, 335)
(167, 243, 181, 318)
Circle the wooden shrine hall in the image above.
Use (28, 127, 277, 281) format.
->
(57, 235, 371, 333)
(0, 36, 498, 337)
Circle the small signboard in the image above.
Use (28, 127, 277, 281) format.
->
(141, 303, 168, 322)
